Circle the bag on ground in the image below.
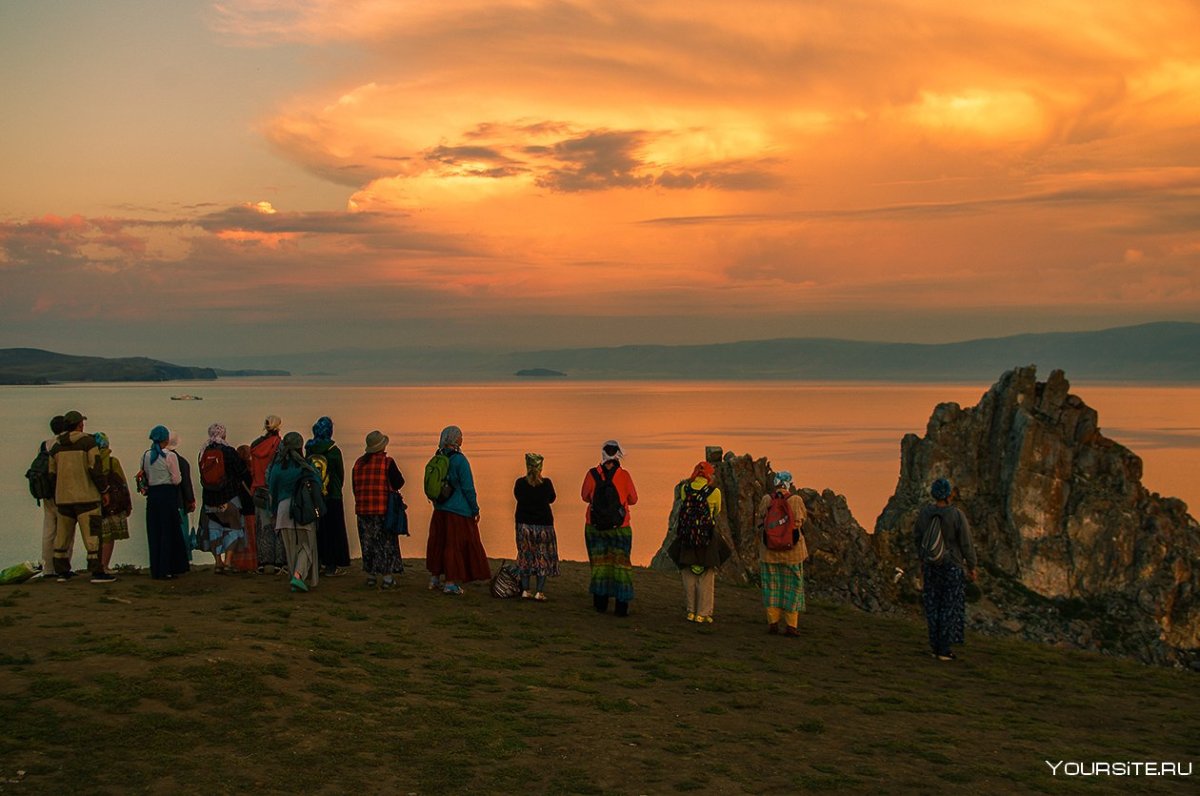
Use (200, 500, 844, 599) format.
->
(490, 561, 521, 598)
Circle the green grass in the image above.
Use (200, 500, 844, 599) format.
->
(0, 559, 1196, 795)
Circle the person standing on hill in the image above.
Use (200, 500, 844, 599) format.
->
(47, 410, 111, 583)
(143, 425, 188, 580)
(249, 415, 285, 574)
(581, 440, 639, 617)
(196, 423, 250, 574)
(755, 472, 809, 636)
(93, 433, 132, 575)
(270, 432, 321, 592)
(513, 452, 559, 601)
(668, 461, 729, 624)
(167, 432, 196, 569)
(425, 425, 491, 595)
(307, 416, 350, 577)
(228, 444, 259, 573)
(914, 478, 978, 661)
(351, 431, 406, 590)
(36, 415, 72, 576)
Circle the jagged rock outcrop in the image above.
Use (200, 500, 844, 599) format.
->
(875, 366, 1200, 668)
(650, 447, 893, 611)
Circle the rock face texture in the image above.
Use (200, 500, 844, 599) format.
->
(650, 448, 893, 612)
(875, 366, 1200, 667)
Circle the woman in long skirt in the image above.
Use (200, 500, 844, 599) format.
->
(514, 452, 558, 600)
(351, 430, 406, 589)
(425, 425, 491, 595)
(580, 440, 638, 617)
(756, 472, 808, 636)
(142, 425, 189, 579)
(307, 416, 351, 577)
(916, 478, 978, 661)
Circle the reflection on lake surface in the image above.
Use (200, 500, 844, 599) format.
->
(4, 380, 1197, 568)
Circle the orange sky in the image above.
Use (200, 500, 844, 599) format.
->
(1, 0, 1198, 357)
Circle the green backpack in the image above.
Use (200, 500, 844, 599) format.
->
(423, 451, 455, 502)
(290, 468, 327, 525)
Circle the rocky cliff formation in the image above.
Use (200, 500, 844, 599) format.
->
(875, 366, 1199, 667)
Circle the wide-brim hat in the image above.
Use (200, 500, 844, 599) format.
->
(365, 430, 389, 453)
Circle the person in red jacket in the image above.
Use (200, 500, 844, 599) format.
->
(580, 440, 638, 617)
(249, 415, 285, 574)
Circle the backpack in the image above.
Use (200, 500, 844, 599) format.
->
(290, 469, 327, 526)
(423, 451, 455, 502)
(763, 493, 798, 551)
(26, 442, 55, 505)
(917, 513, 946, 564)
(306, 453, 331, 495)
(678, 483, 716, 548)
(489, 561, 521, 598)
(199, 446, 227, 489)
(589, 467, 626, 531)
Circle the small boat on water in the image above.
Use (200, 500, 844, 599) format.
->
(170, 394, 203, 401)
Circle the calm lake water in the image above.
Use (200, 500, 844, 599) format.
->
(3, 380, 1197, 569)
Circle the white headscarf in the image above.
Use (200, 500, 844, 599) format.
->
(600, 439, 624, 464)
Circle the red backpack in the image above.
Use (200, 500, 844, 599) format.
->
(763, 492, 797, 551)
(199, 446, 227, 489)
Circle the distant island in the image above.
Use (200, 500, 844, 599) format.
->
(514, 368, 567, 378)
(0, 349, 291, 385)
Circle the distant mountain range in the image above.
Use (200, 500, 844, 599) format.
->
(5, 322, 1197, 383)
(0, 349, 289, 385)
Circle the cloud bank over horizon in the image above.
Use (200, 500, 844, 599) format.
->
(1, 0, 1198, 358)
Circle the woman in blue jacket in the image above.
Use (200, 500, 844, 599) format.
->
(425, 425, 491, 595)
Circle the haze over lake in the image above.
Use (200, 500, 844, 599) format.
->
(5, 379, 1197, 570)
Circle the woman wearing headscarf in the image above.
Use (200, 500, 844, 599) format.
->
(755, 472, 809, 637)
(196, 423, 249, 574)
(142, 426, 188, 579)
(667, 461, 729, 624)
(93, 432, 132, 574)
(306, 416, 350, 577)
(580, 440, 639, 617)
(425, 425, 491, 595)
(915, 478, 977, 661)
(351, 430, 406, 589)
(250, 415, 286, 574)
(513, 452, 558, 601)
(269, 432, 320, 592)
(227, 444, 259, 573)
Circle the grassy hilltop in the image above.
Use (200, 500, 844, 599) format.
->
(0, 560, 1196, 794)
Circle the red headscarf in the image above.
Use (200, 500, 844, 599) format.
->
(690, 461, 715, 483)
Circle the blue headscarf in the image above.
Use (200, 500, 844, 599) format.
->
(306, 416, 334, 452)
(773, 471, 793, 489)
(148, 425, 170, 464)
(931, 478, 953, 501)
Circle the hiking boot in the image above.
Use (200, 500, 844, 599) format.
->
(784, 625, 800, 637)
(90, 572, 117, 584)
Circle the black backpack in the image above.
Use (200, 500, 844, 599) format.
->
(678, 483, 716, 548)
(26, 442, 55, 505)
(589, 467, 626, 531)
(290, 468, 327, 526)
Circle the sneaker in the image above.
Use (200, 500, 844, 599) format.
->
(700, 616, 713, 624)
(428, 577, 441, 590)
(90, 573, 117, 584)
(693, 614, 705, 623)
(686, 612, 696, 622)
(331, 567, 348, 577)
(443, 583, 464, 595)
(381, 577, 395, 590)
(936, 651, 957, 661)
(56, 573, 71, 583)
(534, 592, 547, 602)
(521, 590, 533, 599)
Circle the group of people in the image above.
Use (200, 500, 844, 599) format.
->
(30, 409, 978, 657)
